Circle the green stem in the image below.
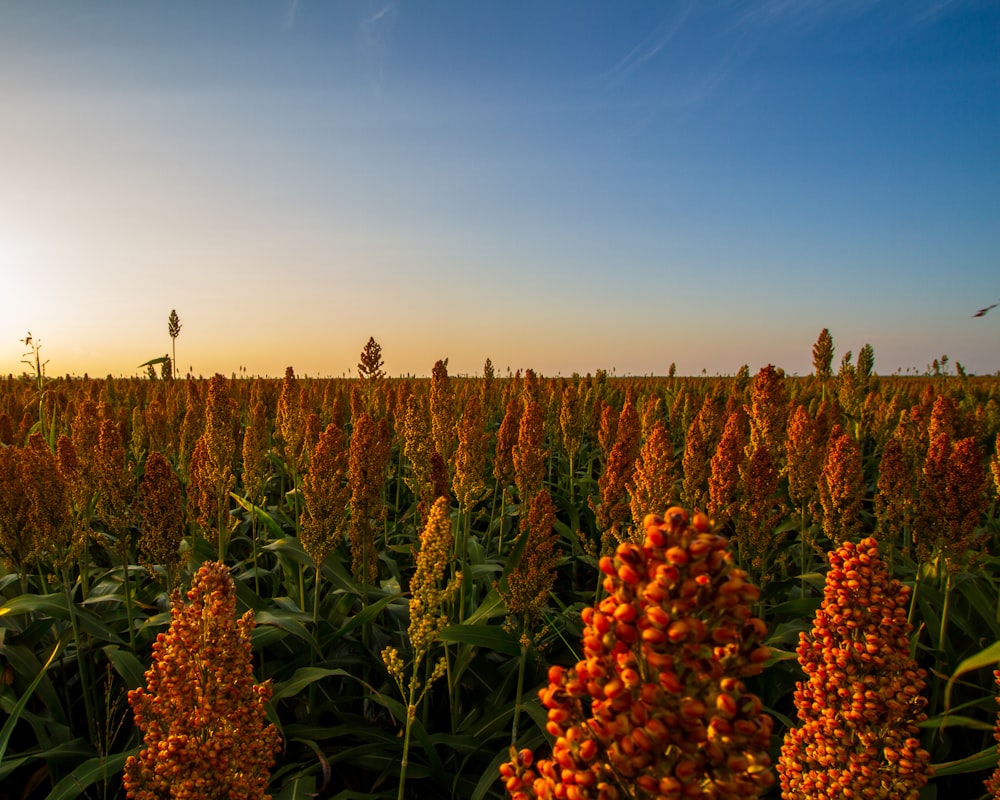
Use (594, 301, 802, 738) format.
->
(511, 642, 528, 748)
(397, 681, 419, 800)
(939, 558, 953, 657)
(121, 556, 136, 651)
(62, 568, 97, 743)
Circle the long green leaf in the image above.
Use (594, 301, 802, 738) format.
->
(944, 639, 1000, 712)
(271, 667, 352, 702)
(439, 623, 520, 656)
(930, 745, 999, 777)
(0, 638, 63, 764)
(44, 749, 136, 800)
(0, 593, 70, 619)
(104, 645, 147, 691)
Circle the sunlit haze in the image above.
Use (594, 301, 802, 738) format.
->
(1, 1, 997, 378)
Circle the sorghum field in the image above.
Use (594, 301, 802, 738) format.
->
(2, 340, 1000, 799)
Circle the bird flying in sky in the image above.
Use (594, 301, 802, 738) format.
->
(973, 299, 999, 318)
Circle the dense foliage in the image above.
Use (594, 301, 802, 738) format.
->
(1, 355, 1000, 799)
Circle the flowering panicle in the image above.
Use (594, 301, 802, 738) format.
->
(403, 394, 436, 518)
(874, 434, 910, 549)
(21, 433, 75, 568)
(916, 432, 989, 564)
(0, 445, 31, 574)
(0, 413, 14, 446)
(501, 508, 774, 800)
(70, 398, 102, 503)
(300, 422, 350, 568)
(992, 432, 1000, 498)
(430, 359, 457, 465)
(178, 381, 204, 482)
(681, 397, 721, 513)
(56, 435, 91, 544)
(137, 451, 186, 588)
(495, 390, 523, 489)
(639, 393, 663, 441)
(95, 416, 134, 549)
(592, 400, 641, 548)
(380, 496, 462, 795)
(349, 412, 391, 584)
(241, 398, 270, 504)
(130, 406, 149, 461)
(124, 561, 281, 800)
(785, 404, 824, 524)
(985, 670, 1000, 798)
(515, 399, 547, 503)
(733, 367, 788, 572)
(502, 489, 559, 640)
(275, 367, 305, 478)
(145, 397, 172, 458)
(669, 387, 691, 443)
(627, 419, 678, 533)
(406, 495, 461, 654)
(746, 365, 788, 460)
(818, 428, 864, 544)
(596, 402, 618, 462)
(778, 537, 931, 799)
(559, 384, 585, 471)
(452, 393, 490, 513)
(302, 412, 321, 468)
(194, 374, 238, 547)
(708, 410, 746, 528)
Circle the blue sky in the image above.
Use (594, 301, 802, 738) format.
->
(1, 1, 997, 378)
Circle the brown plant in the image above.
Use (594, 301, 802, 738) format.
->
(124, 561, 281, 800)
(778, 537, 931, 799)
(500, 508, 774, 800)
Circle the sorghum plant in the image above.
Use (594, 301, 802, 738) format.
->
(299, 422, 350, 571)
(136, 450, 186, 590)
(495, 389, 523, 490)
(985, 670, 1000, 798)
(818, 427, 864, 545)
(592, 400, 641, 549)
(452, 392, 490, 514)
(348, 411, 390, 586)
(515, 399, 547, 504)
(382, 496, 462, 800)
(627, 419, 678, 534)
(707, 410, 746, 529)
(778, 537, 931, 799)
(501, 507, 774, 800)
(681, 399, 716, 514)
(430, 358, 456, 466)
(124, 561, 281, 800)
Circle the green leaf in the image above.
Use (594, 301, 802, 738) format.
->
(255, 610, 320, 651)
(44, 749, 136, 800)
(439, 623, 521, 657)
(232, 494, 288, 540)
(461, 587, 508, 625)
(930, 745, 999, 777)
(0, 592, 70, 619)
(136, 356, 170, 368)
(919, 714, 995, 731)
(104, 645, 147, 691)
(944, 639, 1000, 712)
(0, 638, 63, 765)
(271, 667, 352, 703)
(273, 774, 317, 800)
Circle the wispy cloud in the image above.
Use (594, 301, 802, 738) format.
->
(282, 0, 299, 31)
(604, 2, 695, 85)
(910, 0, 960, 26)
(358, 1, 398, 91)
